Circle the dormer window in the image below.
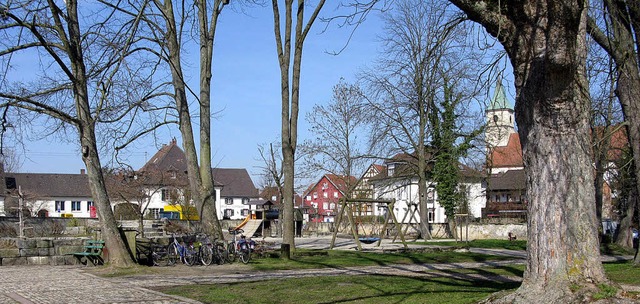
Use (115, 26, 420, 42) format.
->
(388, 163, 395, 176)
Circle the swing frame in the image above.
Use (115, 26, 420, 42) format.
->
(330, 198, 408, 251)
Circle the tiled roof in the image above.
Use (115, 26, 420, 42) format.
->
(489, 133, 523, 168)
(211, 168, 258, 198)
(4, 173, 92, 198)
(487, 169, 526, 191)
(326, 174, 358, 194)
(139, 138, 187, 173)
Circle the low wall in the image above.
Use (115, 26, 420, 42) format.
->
(304, 222, 527, 240)
(0, 238, 89, 266)
(465, 223, 527, 240)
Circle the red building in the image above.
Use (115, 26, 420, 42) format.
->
(303, 174, 356, 223)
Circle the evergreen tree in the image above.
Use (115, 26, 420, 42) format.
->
(431, 78, 481, 233)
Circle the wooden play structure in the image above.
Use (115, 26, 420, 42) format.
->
(330, 198, 407, 251)
(393, 202, 422, 242)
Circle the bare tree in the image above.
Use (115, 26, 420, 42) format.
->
(137, 0, 259, 238)
(587, 0, 640, 265)
(449, 0, 609, 301)
(271, 0, 326, 258)
(257, 142, 284, 204)
(304, 79, 369, 196)
(361, 0, 470, 240)
(0, 0, 161, 267)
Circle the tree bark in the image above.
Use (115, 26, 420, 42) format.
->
(68, 1, 134, 267)
(449, 0, 607, 301)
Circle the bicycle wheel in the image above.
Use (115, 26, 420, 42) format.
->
(200, 245, 213, 266)
(239, 249, 251, 264)
(151, 245, 163, 266)
(183, 245, 197, 266)
(216, 243, 228, 265)
(167, 243, 179, 266)
(225, 242, 235, 263)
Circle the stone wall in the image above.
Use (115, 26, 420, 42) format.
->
(304, 222, 527, 240)
(0, 238, 88, 266)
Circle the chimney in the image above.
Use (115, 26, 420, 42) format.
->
(80, 169, 85, 175)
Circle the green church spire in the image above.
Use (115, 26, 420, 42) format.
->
(489, 77, 513, 111)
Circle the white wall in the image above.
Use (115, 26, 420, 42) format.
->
(374, 178, 486, 224)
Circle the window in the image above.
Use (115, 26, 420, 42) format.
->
(55, 201, 65, 212)
(322, 182, 328, 189)
(323, 192, 328, 198)
(428, 210, 434, 222)
(388, 163, 395, 176)
(161, 189, 170, 201)
(333, 192, 338, 198)
(71, 201, 81, 212)
(323, 203, 328, 210)
(329, 203, 335, 210)
(313, 192, 318, 199)
(225, 197, 233, 205)
(224, 209, 234, 218)
(306, 195, 311, 201)
(148, 208, 161, 219)
(86, 201, 94, 211)
(271, 195, 277, 201)
(242, 198, 250, 205)
(241, 209, 250, 216)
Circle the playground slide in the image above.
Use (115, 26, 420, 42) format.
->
(233, 214, 251, 230)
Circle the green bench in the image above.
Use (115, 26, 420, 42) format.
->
(71, 240, 105, 266)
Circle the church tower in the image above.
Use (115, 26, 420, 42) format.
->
(485, 78, 515, 149)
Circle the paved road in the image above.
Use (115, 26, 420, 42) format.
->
(0, 265, 201, 304)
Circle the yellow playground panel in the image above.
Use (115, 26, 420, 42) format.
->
(163, 205, 200, 220)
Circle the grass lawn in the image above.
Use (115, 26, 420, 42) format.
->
(151, 248, 640, 304)
(157, 262, 640, 304)
(420, 239, 527, 251)
(158, 273, 521, 304)
(250, 249, 515, 271)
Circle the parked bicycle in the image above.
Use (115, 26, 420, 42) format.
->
(193, 233, 213, 266)
(212, 237, 228, 265)
(167, 234, 197, 266)
(227, 228, 255, 264)
(150, 240, 174, 266)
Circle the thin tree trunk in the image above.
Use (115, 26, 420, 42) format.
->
(197, 0, 224, 239)
(68, 1, 133, 267)
(589, 0, 640, 256)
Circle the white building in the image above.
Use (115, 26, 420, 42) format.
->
(0, 139, 259, 221)
(366, 156, 486, 225)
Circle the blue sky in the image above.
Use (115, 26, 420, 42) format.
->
(13, 3, 387, 185)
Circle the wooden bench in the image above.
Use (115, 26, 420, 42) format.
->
(71, 240, 105, 266)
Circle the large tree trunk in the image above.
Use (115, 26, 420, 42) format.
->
(450, 1, 607, 302)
